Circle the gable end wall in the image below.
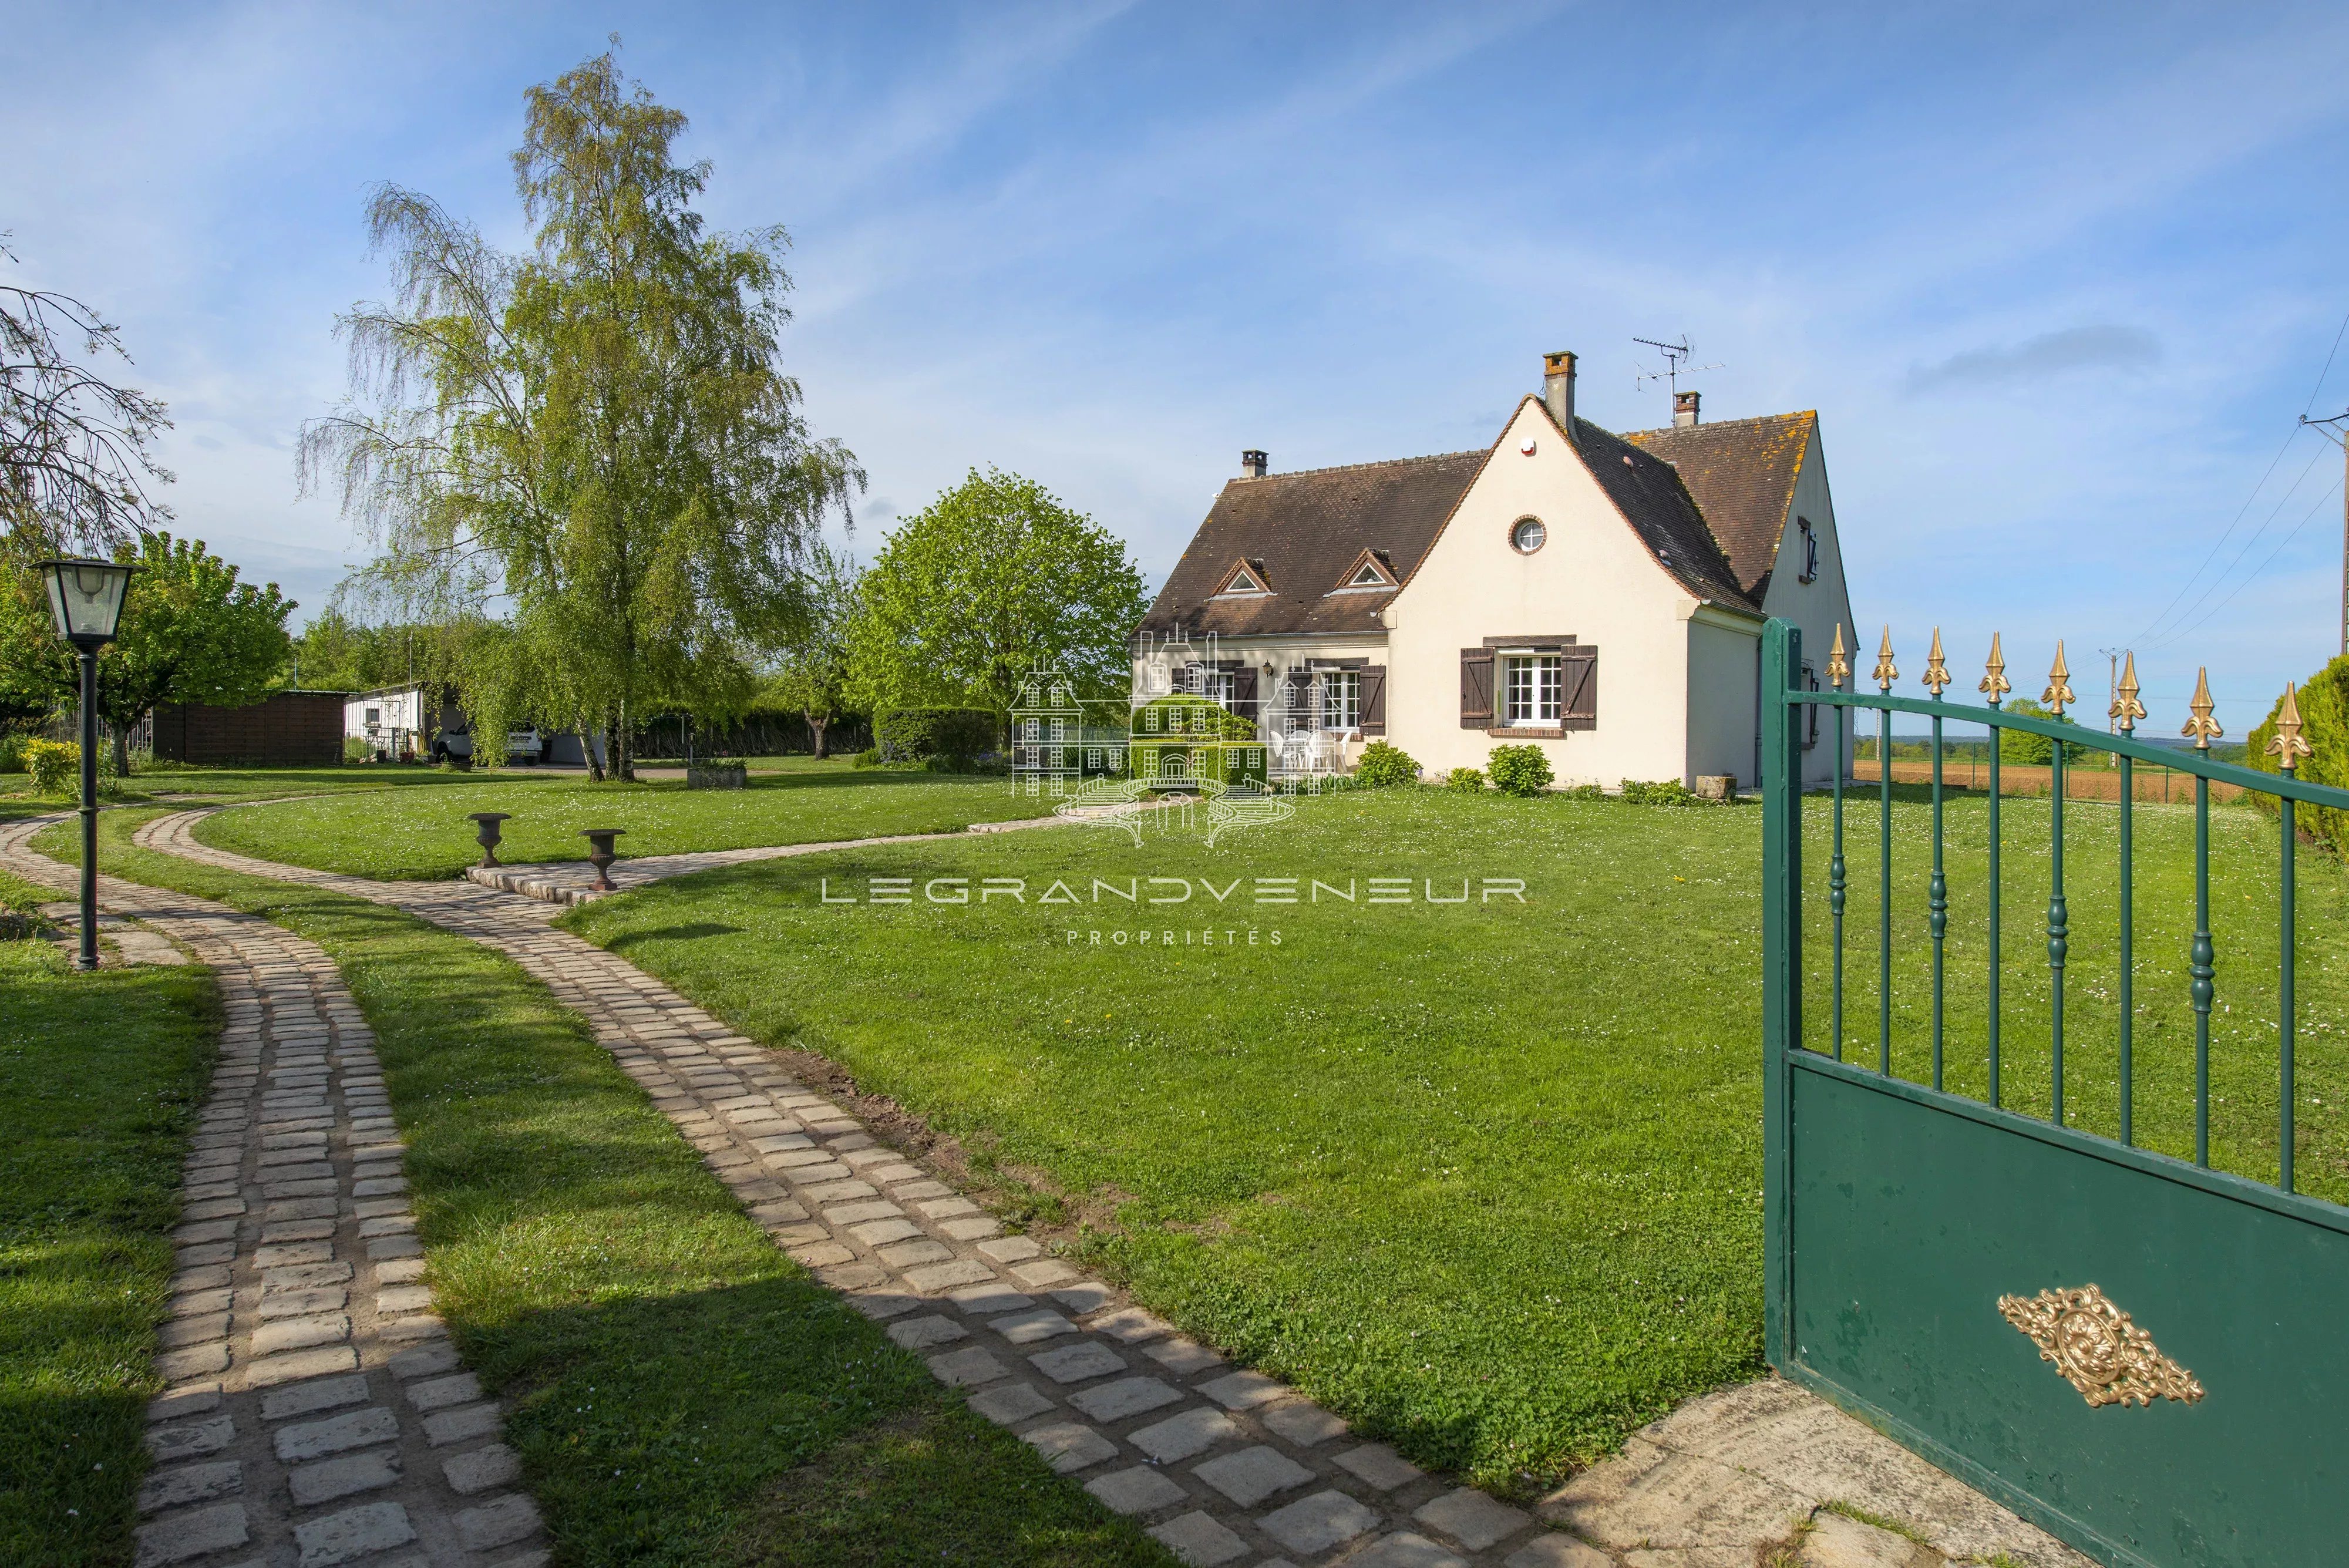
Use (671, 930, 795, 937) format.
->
(1385, 401, 1700, 784)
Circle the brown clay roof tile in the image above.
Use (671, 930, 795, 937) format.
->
(1621, 410, 1816, 598)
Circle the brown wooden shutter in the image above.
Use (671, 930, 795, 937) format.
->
(1459, 650, 1494, 729)
(1562, 647, 1597, 730)
(1233, 668, 1260, 726)
(1360, 666, 1387, 734)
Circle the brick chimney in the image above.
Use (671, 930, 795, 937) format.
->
(1241, 449, 1268, 479)
(1674, 389, 1700, 428)
(1542, 351, 1576, 437)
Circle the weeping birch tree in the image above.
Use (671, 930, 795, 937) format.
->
(302, 45, 861, 778)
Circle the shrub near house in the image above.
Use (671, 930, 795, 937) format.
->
(874, 708, 997, 766)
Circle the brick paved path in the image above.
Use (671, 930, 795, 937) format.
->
(0, 819, 543, 1568)
(120, 806, 2089, 1568)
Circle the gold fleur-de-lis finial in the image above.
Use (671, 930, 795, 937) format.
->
(1980, 632, 2011, 706)
(1873, 626, 1899, 692)
(2183, 667, 2223, 750)
(2110, 651, 2145, 732)
(1921, 628, 1951, 696)
(1826, 623, 1849, 690)
(2269, 682, 2312, 770)
(2042, 641, 2075, 716)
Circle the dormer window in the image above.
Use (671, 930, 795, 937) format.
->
(1798, 517, 1819, 584)
(1330, 549, 1398, 593)
(1212, 559, 1272, 597)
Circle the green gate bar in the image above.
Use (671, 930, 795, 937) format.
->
(2271, 680, 2309, 1193)
(1875, 628, 1894, 1075)
(1982, 634, 2007, 1108)
(1879, 711, 1892, 1074)
(2183, 667, 2222, 1168)
(1924, 630, 1950, 1089)
(1831, 705, 1847, 1061)
(2113, 651, 2144, 1148)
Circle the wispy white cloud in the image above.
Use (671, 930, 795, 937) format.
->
(1904, 325, 2162, 394)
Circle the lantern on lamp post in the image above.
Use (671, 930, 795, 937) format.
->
(37, 557, 137, 971)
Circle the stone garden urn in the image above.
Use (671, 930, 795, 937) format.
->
(580, 827, 626, 892)
(467, 812, 513, 868)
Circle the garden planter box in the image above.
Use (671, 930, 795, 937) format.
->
(686, 763, 747, 790)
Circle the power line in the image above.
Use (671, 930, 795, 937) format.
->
(2134, 438, 2333, 647)
(2125, 305, 2349, 647)
(2143, 472, 2347, 651)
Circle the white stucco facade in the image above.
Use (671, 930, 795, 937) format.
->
(1382, 399, 1748, 785)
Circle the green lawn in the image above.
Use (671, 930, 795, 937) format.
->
(560, 784, 2349, 1493)
(191, 760, 1049, 880)
(42, 811, 1172, 1568)
(1, 762, 548, 823)
(0, 867, 217, 1565)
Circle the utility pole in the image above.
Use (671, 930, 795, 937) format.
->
(2303, 410, 2349, 655)
(2098, 647, 2122, 732)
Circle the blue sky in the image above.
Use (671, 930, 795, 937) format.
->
(5, 2, 2348, 732)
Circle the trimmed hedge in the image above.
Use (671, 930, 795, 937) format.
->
(1129, 695, 1264, 790)
(2246, 653, 2349, 853)
(875, 708, 997, 765)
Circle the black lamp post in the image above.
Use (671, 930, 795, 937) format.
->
(37, 557, 137, 971)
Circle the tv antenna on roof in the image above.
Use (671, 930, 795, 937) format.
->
(1633, 335, 1723, 396)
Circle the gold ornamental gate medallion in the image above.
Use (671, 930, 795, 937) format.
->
(1996, 1284, 2204, 1409)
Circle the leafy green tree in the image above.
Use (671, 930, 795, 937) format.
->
(765, 541, 856, 758)
(846, 468, 1146, 734)
(1997, 697, 2091, 765)
(0, 533, 294, 773)
(302, 45, 861, 780)
(288, 610, 452, 692)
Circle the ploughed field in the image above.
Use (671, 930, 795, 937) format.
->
(191, 758, 1050, 879)
(558, 783, 2349, 1490)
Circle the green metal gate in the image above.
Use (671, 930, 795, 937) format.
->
(1760, 618, 2349, 1567)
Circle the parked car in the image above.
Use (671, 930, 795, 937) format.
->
(428, 727, 542, 765)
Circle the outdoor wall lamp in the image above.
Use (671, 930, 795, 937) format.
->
(37, 557, 139, 971)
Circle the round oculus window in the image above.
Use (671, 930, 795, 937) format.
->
(1510, 518, 1547, 554)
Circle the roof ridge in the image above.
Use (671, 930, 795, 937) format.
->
(1619, 409, 1816, 440)
(1227, 449, 1485, 484)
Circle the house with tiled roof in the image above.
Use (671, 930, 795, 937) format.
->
(1133, 351, 1856, 789)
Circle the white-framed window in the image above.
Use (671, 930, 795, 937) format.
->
(1503, 654, 1563, 725)
(1320, 670, 1361, 731)
(1510, 517, 1547, 554)
(1203, 669, 1236, 708)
